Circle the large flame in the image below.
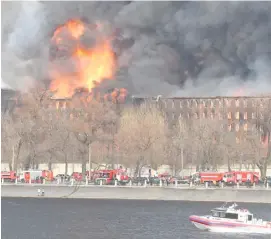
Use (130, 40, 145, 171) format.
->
(50, 19, 116, 98)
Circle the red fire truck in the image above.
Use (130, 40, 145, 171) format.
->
(1, 171, 17, 182)
(223, 171, 260, 185)
(192, 172, 224, 185)
(93, 169, 130, 185)
(19, 170, 54, 183)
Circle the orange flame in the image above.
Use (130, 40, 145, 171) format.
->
(50, 19, 116, 98)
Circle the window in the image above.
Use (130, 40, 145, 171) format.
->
(220, 124, 224, 130)
(194, 99, 198, 107)
(203, 112, 207, 118)
(252, 100, 256, 107)
(210, 100, 214, 108)
(180, 101, 183, 108)
(236, 124, 239, 132)
(186, 100, 190, 108)
(218, 112, 223, 120)
(260, 100, 264, 109)
(172, 100, 175, 109)
(179, 113, 182, 120)
(212, 211, 219, 217)
(244, 124, 248, 131)
(210, 112, 214, 119)
(260, 112, 264, 120)
(226, 99, 231, 107)
(248, 215, 252, 221)
(228, 124, 232, 131)
(194, 112, 198, 119)
(244, 112, 248, 120)
(187, 113, 190, 119)
(243, 99, 247, 108)
(252, 112, 256, 119)
(228, 112, 232, 120)
(202, 101, 207, 108)
(225, 213, 238, 219)
(235, 99, 240, 107)
(235, 112, 240, 120)
(236, 136, 240, 144)
(218, 100, 223, 108)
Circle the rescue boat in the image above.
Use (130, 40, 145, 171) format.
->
(189, 203, 271, 234)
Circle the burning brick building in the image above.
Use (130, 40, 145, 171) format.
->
(132, 95, 271, 145)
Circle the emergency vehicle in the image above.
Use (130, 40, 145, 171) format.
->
(1, 171, 17, 182)
(93, 169, 130, 185)
(223, 171, 260, 185)
(19, 170, 54, 183)
(192, 172, 224, 185)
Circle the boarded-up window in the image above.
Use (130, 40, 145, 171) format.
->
(235, 112, 239, 120)
(227, 112, 232, 119)
(244, 112, 248, 120)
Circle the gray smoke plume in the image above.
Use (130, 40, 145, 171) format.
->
(2, 1, 271, 96)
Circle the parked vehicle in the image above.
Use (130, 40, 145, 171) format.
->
(93, 169, 130, 185)
(1, 171, 17, 182)
(54, 174, 71, 182)
(71, 172, 83, 181)
(170, 176, 190, 185)
(191, 172, 224, 185)
(223, 171, 260, 186)
(19, 170, 54, 183)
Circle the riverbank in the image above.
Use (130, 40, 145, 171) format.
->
(2, 185, 271, 203)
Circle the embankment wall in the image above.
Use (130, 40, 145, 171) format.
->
(2, 185, 271, 203)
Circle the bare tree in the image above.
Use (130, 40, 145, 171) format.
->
(116, 104, 166, 177)
(252, 98, 271, 178)
(191, 119, 224, 171)
(68, 96, 118, 173)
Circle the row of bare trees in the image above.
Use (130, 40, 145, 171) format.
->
(2, 86, 271, 177)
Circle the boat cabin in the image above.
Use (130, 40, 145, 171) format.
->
(211, 207, 253, 222)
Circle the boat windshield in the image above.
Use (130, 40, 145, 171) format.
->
(211, 210, 238, 219)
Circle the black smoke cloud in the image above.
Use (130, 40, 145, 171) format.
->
(2, 1, 271, 96)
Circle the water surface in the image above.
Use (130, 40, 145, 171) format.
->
(2, 198, 271, 239)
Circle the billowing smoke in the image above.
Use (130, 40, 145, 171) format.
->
(2, 1, 271, 96)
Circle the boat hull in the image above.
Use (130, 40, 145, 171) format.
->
(189, 215, 271, 234)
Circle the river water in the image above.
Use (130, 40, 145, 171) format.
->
(2, 198, 271, 239)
